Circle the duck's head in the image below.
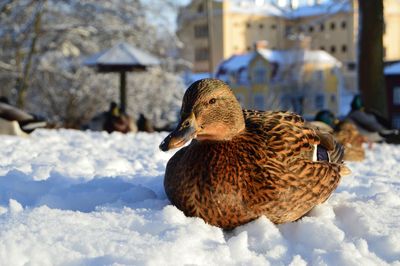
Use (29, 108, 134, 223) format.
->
(160, 79, 245, 151)
(351, 95, 364, 111)
(315, 110, 339, 127)
(109, 102, 120, 117)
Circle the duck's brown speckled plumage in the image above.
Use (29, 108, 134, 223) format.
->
(334, 121, 366, 161)
(161, 79, 350, 230)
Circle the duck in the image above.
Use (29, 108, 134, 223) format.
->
(159, 79, 350, 230)
(0, 98, 47, 136)
(102, 102, 137, 134)
(312, 110, 366, 162)
(346, 95, 400, 144)
(334, 121, 366, 161)
(137, 113, 155, 133)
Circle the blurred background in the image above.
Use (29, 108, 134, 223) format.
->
(0, 0, 398, 132)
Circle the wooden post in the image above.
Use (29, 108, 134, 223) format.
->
(120, 71, 127, 113)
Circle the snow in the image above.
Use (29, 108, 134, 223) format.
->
(220, 53, 255, 72)
(216, 49, 340, 78)
(288, 0, 352, 18)
(1, 129, 400, 265)
(216, 53, 254, 83)
(224, 0, 351, 19)
(229, 0, 286, 17)
(257, 48, 341, 66)
(215, 48, 342, 88)
(84, 42, 160, 67)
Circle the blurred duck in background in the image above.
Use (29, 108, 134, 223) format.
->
(136, 113, 154, 133)
(103, 102, 136, 134)
(312, 110, 366, 162)
(85, 102, 137, 134)
(346, 95, 400, 144)
(0, 97, 47, 137)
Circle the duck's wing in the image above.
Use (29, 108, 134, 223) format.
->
(243, 110, 318, 159)
(244, 109, 346, 163)
(246, 156, 345, 223)
(242, 110, 350, 223)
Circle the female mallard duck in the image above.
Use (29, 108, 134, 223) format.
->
(103, 102, 136, 134)
(313, 110, 366, 162)
(160, 79, 350, 230)
(334, 121, 366, 162)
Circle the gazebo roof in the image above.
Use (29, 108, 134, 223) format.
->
(84, 42, 160, 72)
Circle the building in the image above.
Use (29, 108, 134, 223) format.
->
(215, 47, 344, 118)
(384, 62, 400, 129)
(177, 0, 400, 92)
(177, 0, 287, 74)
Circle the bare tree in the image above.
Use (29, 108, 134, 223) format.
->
(0, 0, 185, 128)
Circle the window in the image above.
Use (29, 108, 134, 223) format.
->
(246, 22, 251, 28)
(259, 24, 264, 29)
(330, 22, 336, 30)
(194, 25, 208, 38)
(342, 45, 347, 53)
(314, 70, 324, 81)
(330, 45, 336, 54)
(271, 24, 277, 30)
(347, 62, 356, 71)
(253, 61, 267, 84)
(197, 4, 204, 13)
(237, 67, 248, 85)
(394, 86, 400, 105)
(315, 95, 325, 109)
(320, 23, 325, 31)
(254, 94, 265, 110)
(293, 97, 304, 114)
(341, 21, 347, 29)
(285, 26, 292, 35)
(393, 114, 400, 129)
(309, 26, 314, 33)
(195, 48, 209, 61)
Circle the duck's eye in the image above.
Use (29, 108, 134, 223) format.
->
(209, 98, 216, 104)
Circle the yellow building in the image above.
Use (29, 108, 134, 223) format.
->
(215, 47, 343, 117)
(177, 0, 286, 73)
(178, 0, 400, 92)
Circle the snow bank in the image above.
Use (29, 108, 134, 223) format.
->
(0, 129, 399, 265)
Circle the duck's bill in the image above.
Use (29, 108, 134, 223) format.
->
(159, 113, 197, 151)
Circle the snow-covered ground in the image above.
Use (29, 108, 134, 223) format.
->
(0, 129, 399, 266)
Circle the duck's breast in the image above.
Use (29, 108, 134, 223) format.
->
(164, 139, 267, 228)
